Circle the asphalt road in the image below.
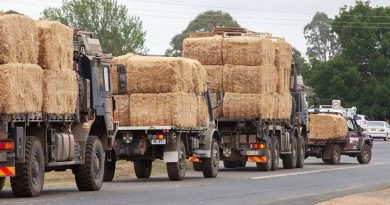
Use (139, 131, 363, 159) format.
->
(1, 140, 389, 205)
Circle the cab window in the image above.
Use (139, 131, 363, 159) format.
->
(347, 119, 355, 131)
(98, 65, 111, 92)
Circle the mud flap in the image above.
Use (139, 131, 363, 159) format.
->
(322, 143, 333, 160)
(164, 134, 180, 163)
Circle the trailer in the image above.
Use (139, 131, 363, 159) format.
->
(218, 65, 308, 171)
(306, 113, 373, 165)
(0, 31, 118, 197)
(103, 83, 221, 181)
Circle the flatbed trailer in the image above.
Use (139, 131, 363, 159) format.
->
(306, 116, 373, 165)
(104, 84, 221, 181)
(0, 31, 118, 197)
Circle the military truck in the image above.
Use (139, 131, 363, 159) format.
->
(218, 64, 308, 171)
(0, 30, 118, 197)
(104, 82, 221, 181)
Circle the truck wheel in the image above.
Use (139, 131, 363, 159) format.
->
(103, 151, 116, 182)
(271, 137, 280, 171)
(296, 137, 305, 168)
(202, 139, 220, 178)
(223, 160, 237, 168)
(0, 177, 5, 191)
(166, 139, 186, 181)
(357, 144, 371, 164)
(322, 158, 330, 164)
(134, 160, 152, 179)
(329, 144, 341, 165)
(193, 162, 203, 171)
(236, 157, 247, 168)
(283, 136, 297, 169)
(74, 136, 104, 191)
(11, 136, 44, 197)
(256, 140, 272, 171)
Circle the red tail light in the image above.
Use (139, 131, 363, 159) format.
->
(250, 143, 265, 149)
(379, 128, 385, 132)
(0, 141, 14, 150)
(156, 134, 165, 139)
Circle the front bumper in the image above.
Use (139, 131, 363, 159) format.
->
(364, 133, 387, 138)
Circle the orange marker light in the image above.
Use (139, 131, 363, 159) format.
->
(250, 143, 265, 149)
(0, 141, 14, 150)
(156, 134, 164, 140)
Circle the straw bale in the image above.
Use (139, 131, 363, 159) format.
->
(222, 37, 274, 66)
(205, 65, 224, 93)
(275, 93, 292, 119)
(182, 36, 223, 65)
(222, 92, 275, 120)
(0, 14, 38, 64)
(309, 114, 348, 140)
(223, 64, 277, 94)
(197, 95, 209, 127)
(43, 69, 78, 114)
(111, 53, 136, 94)
(126, 56, 195, 94)
(130, 93, 198, 127)
(185, 59, 207, 94)
(36, 20, 73, 70)
(0, 64, 43, 114)
(277, 66, 293, 94)
(273, 41, 292, 70)
(114, 95, 131, 126)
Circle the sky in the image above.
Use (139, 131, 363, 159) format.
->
(1, 0, 389, 56)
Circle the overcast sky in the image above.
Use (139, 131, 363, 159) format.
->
(1, 0, 389, 56)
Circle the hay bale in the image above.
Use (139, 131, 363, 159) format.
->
(205, 65, 224, 93)
(223, 64, 277, 94)
(0, 64, 43, 114)
(36, 20, 73, 70)
(43, 69, 78, 114)
(129, 93, 198, 128)
(185, 59, 207, 94)
(126, 56, 196, 94)
(111, 53, 136, 94)
(222, 92, 275, 120)
(182, 36, 223, 65)
(273, 40, 292, 70)
(309, 114, 348, 140)
(275, 93, 292, 119)
(114, 95, 131, 126)
(222, 37, 274, 66)
(0, 14, 38, 64)
(197, 95, 209, 127)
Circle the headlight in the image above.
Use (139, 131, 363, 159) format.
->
(122, 132, 133, 144)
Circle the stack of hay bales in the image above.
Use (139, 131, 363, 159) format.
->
(309, 114, 348, 139)
(112, 55, 208, 127)
(0, 14, 77, 114)
(183, 33, 293, 120)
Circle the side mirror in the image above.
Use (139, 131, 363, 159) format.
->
(117, 64, 128, 94)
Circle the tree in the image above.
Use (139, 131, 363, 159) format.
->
(42, 0, 147, 56)
(4, 10, 21, 15)
(304, 12, 340, 61)
(165, 10, 240, 57)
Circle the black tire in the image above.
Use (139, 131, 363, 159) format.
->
(271, 137, 280, 171)
(329, 144, 341, 165)
(256, 140, 272, 171)
(202, 139, 220, 178)
(103, 151, 116, 182)
(283, 136, 297, 169)
(192, 162, 203, 171)
(223, 160, 237, 168)
(166, 139, 186, 181)
(0, 177, 5, 191)
(322, 158, 330, 164)
(296, 137, 305, 168)
(74, 136, 105, 191)
(134, 160, 152, 179)
(11, 136, 44, 197)
(357, 144, 372, 164)
(235, 157, 247, 168)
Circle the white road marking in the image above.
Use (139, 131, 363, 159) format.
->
(249, 163, 385, 180)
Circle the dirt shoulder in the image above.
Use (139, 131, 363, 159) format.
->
(316, 187, 390, 205)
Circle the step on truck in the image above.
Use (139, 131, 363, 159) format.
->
(219, 64, 308, 171)
(0, 30, 118, 197)
(104, 83, 221, 181)
(306, 112, 373, 165)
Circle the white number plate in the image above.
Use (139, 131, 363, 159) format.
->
(247, 150, 260, 155)
(151, 139, 166, 145)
